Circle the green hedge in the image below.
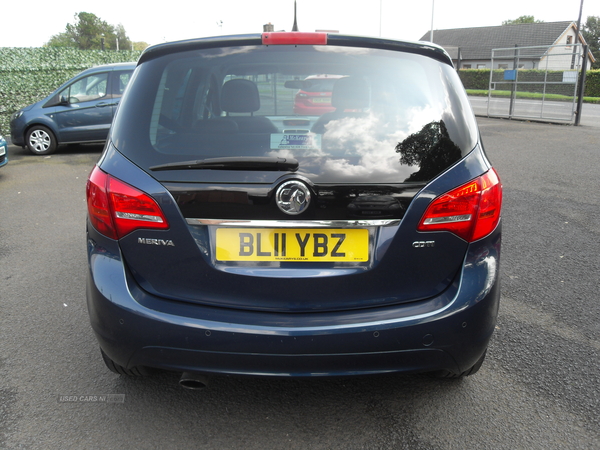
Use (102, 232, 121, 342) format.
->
(585, 70, 600, 97)
(458, 68, 600, 98)
(458, 69, 490, 90)
(0, 47, 142, 135)
(3, 50, 598, 136)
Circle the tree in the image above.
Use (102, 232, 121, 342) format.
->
(132, 41, 150, 51)
(582, 16, 600, 70)
(395, 121, 462, 182)
(114, 24, 132, 51)
(47, 12, 132, 51)
(502, 16, 543, 25)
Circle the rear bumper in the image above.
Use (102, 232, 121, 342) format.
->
(9, 117, 25, 147)
(86, 226, 501, 377)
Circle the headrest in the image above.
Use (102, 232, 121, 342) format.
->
(332, 77, 370, 110)
(220, 79, 261, 113)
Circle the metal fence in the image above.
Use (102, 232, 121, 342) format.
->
(487, 44, 585, 123)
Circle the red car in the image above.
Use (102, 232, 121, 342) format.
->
(292, 75, 342, 115)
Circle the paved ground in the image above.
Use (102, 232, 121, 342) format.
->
(1, 118, 599, 449)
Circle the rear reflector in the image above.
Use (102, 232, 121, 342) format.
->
(262, 32, 328, 45)
(87, 166, 169, 239)
(418, 169, 502, 242)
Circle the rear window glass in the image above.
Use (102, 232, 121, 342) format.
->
(113, 71, 132, 97)
(112, 45, 478, 183)
(300, 77, 338, 92)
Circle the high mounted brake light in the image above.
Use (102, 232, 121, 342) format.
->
(262, 32, 328, 45)
(417, 169, 502, 243)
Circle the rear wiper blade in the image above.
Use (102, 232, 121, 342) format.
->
(149, 156, 299, 172)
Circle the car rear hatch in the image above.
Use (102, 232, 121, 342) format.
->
(99, 33, 487, 313)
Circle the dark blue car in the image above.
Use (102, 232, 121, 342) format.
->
(10, 63, 135, 155)
(86, 33, 502, 388)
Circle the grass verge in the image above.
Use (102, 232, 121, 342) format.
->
(466, 89, 600, 104)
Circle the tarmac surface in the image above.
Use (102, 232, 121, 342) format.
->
(0, 117, 599, 449)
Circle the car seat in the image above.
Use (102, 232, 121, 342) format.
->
(311, 76, 371, 134)
(311, 76, 370, 134)
(220, 79, 278, 133)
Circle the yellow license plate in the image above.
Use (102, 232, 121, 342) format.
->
(311, 97, 331, 103)
(216, 228, 369, 262)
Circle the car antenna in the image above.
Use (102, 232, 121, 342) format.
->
(291, 0, 299, 31)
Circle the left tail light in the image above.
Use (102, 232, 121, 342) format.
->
(86, 166, 169, 239)
(417, 168, 502, 242)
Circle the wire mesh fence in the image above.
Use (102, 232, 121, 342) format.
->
(487, 44, 584, 123)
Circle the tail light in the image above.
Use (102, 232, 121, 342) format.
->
(417, 169, 502, 242)
(87, 166, 169, 239)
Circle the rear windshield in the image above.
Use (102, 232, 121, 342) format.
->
(300, 77, 338, 92)
(112, 45, 478, 183)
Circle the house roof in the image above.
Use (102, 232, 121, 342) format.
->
(419, 21, 575, 60)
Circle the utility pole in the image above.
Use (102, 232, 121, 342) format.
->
(575, 0, 585, 126)
(509, 44, 519, 118)
(575, 0, 584, 46)
(379, 0, 382, 37)
(430, 0, 435, 42)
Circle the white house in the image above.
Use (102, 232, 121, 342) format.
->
(420, 21, 595, 71)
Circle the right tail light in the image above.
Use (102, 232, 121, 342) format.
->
(417, 168, 502, 242)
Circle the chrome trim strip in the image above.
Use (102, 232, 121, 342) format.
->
(186, 218, 401, 228)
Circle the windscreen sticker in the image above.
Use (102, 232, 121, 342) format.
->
(270, 133, 322, 150)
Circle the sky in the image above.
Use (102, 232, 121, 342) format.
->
(2, 0, 599, 48)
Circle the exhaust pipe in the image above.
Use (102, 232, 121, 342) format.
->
(179, 372, 210, 390)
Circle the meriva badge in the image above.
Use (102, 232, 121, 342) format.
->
(275, 180, 311, 215)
